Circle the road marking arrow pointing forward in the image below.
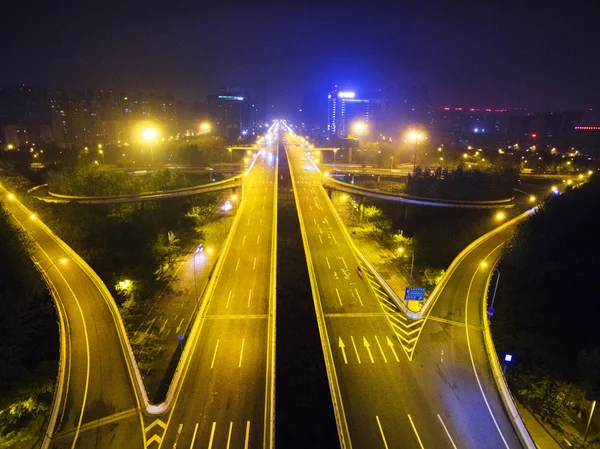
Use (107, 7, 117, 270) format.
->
(386, 336, 400, 362)
(363, 337, 375, 363)
(339, 337, 348, 364)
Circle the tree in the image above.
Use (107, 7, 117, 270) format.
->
(363, 206, 392, 235)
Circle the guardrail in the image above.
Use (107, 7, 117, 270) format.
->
(482, 267, 537, 449)
(323, 177, 515, 209)
(42, 176, 242, 204)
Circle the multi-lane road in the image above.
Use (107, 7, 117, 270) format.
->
(155, 140, 277, 449)
(285, 133, 525, 448)
(1, 120, 536, 448)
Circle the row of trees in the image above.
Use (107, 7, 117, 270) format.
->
(494, 175, 600, 438)
(0, 205, 58, 444)
(48, 166, 191, 196)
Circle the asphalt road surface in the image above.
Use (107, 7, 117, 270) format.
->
(285, 135, 524, 449)
(0, 184, 144, 449)
(156, 140, 277, 449)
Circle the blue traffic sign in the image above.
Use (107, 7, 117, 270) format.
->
(405, 287, 426, 301)
(177, 333, 185, 341)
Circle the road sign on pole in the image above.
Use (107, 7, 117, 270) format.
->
(404, 287, 426, 301)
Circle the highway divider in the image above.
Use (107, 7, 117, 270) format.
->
(286, 146, 353, 449)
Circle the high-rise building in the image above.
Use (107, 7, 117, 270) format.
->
(404, 85, 431, 126)
(327, 86, 381, 137)
(207, 86, 253, 141)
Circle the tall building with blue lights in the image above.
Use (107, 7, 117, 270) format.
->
(327, 86, 381, 137)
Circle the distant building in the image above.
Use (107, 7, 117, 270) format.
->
(207, 87, 254, 141)
(404, 85, 431, 126)
(327, 86, 381, 137)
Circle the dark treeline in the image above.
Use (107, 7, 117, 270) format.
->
(0, 205, 58, 444)
(494, 175, 600, 434)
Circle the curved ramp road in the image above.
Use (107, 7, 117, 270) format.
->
(286, 136, 525, 449)
(0, 184, 145, 449)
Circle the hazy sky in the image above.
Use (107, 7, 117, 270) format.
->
(2, 0, 598, 116)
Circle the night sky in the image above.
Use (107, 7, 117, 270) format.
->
(2, 0, 598, 118)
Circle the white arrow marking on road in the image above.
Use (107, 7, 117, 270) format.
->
(239, 338, 245, 367)
(211, 339, 220, 369)
(363, 337, 375, 363)
(375, 336, 388, 363)
(145, 418, 167, 433)
(386, 336, 400, 362)
(326, 257, 331, 269)
(244, 421, 251, 449)
(175, 317, 184, 334)
(336, 288, 343, 306)
(339, 337, 348, 364)
(226, 421, 234, 449)
(159, 318, 168, 334)
(350, 336, 361, 364)
(208, 422, 217, 449)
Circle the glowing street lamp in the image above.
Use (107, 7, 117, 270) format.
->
(98, 149, 104, 164)
(199, 122, 211, 134)
(406, 130, 426, 174)
(142, 128, 158, 163)
(495, 211, 506, 221)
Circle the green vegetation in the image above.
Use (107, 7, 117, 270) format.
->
(48, 165, 190, 196)
(494, 175, 600, 443)
(0, 206, 58, 447)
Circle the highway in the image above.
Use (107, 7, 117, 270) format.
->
(286, 133, 525, 448)
(155, 137, 277, 448)
(0, 184, 145, 448)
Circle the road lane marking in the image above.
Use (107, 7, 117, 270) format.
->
(236, 258, 241, 270)
(319, 235, 323, 243)
(226, 421, 233, 449)
(242, 235, 247, 245)
(260, 218, 263, 225)
(408, 414, 425, 448)
(257, 234, 260, 244)
(376, 416, 389, 449)
(313, 218, 318, 225)
(309, 205, 313, 211)
(338, 337, 348, 364)
(239, 338, 245, 367)
(253, 257, 257, 270)
(226, 290, 232, 308)
(465, 246, 511, 449)
(190, 423, 199, 448)
(354, 288, 364, 306)
(248, 289, 252, 307)
(244, 421, 251, 449)
(207, 422, 217, 449)
(175, 317, 184, 333)
(363, 337, 375, 363)
(247, 218, 251, 225)
(330, 233, 338, 244)
(339, 256, 348, 269)
(211, 339, 220, 369)
(437, 414, 458, 449)
(386, 336, 400, 362)
(159, 318, 169, 334)
(326, 257, 331, 269)
(335, 288, 343, 306)
(350, 336, 361, 363)
(374, 336, 388, 363)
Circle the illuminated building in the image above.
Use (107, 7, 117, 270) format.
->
(327, 86, 381, 137)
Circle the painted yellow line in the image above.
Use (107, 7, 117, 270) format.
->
(210, 339, 220, 369)
(239, 338, 245, 368)
(244, 421, 251, 449)
(376, 416, 389, 449)
(226, 421, 233, 449)
(407, 414, 425, 449)
(207, 422, 217, 449)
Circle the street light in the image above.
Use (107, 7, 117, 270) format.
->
(192, 244, 204, 305)
(333, 148, 338, 165)
(142, 128, 158, 163)
(406, 130, 425, 174)
(495, 211, 506, 221)
(350, 121, 368, 165)
(199, 122, 211, 134)
(98, 149, 104, 164)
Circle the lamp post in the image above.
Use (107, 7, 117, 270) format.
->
(390, 156, 394, 172)
(407, 130, 425, 174)
(192, 244, 203, 305)
(142, 128, 158, 164)
(350, 121, 367, 165)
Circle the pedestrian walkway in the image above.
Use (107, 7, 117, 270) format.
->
(515, 402, 563, 449)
